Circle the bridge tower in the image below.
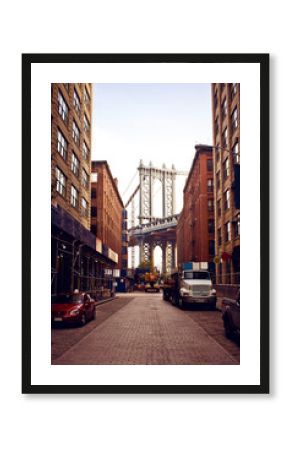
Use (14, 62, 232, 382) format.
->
(138, 160, 176, 224)
(126, 161, 187, 273)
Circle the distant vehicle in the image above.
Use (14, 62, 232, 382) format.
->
(51, 292, 96, 326)
(221, 289, 240, 342)
(161, 262, 216, 309)
(145, 282, 160, 293)
(144, 272, 160, 292)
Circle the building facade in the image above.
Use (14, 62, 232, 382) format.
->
(176, 145, 215, 274)
(51, 83, 92, 229)
(51, 83, 98, 295)
(90, 161, 124, 270)
(211, 83, 240, 284)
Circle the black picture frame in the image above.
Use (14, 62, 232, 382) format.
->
(22, 53, 269, 394)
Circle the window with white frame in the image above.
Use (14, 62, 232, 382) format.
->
(58, 91, 68, 124)
(82, 169, 89, 189)
(71, 152, 80, 177)
(223, 158, 230, 179)
(224, 189, 230, 210)
(233, 215, 240, 237)
(81, 197, 88, 217)
(55, 167, 66, 197)
(72, 121, 80, 146)
(222, 127, 228, 147)
(207, 179, 214, 192)
(225, 222, 231, 242)
(231, 83, 237, 99)
(84, 87, 90, 104)
(208, 199, 214, 212)
(232, 141, 240, 164)
(73, 89, 81, 116)
(57, 129, 68, 160)
(84, 114, 90, 133)
(82, 141, 89, 161)
(70, 185, 79, 208)
(91, 173, 98, 183)
(231, 107, 238, 131)
(222, 98, 227, 118)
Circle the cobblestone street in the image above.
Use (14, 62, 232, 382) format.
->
(52, 293, 239, 365)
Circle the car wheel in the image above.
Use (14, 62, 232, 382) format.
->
(80, 313, 86, 326)
(178, 296, 184, 309)
(223, 315, 233, 339)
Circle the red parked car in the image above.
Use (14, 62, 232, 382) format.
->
(51, 292, 96, 326)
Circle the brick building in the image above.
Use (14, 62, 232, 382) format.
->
(51, 83, 102, 295)
(51, 83, 92, 229)
(211, 83, 240, 284)
(176, 145, 215, 274)
(91, 161, 124, 270)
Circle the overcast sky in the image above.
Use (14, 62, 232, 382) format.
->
(91, 83, 213, 269)
(92, 83, 213, 213)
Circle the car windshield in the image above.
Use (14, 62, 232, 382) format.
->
(52, 294, 83, 304)
(183, 271, 210, 280)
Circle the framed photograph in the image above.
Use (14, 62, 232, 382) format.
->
(22, 53, 269, 394)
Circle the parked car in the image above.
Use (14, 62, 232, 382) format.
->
(221, 289, 240, 342)
(51, 292, 96, 326)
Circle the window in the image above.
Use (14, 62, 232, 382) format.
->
(231, 83, 237, 99)
(217, 199, 221, 217)
(91, 173, 98, 183)
(72, 121, 80, 146)
(222, 98, 227, 118)
(91, 206, 97, 217)
(222, 127, 228, 147)
(207, 179, 214, 192)
(71, 152, 80, 177)
(216, 146, 220, 161)
(70, 185, 79, 208)
(216, 171, 221, 190)
(55, 167, 66, 197)
(225, 222, 231, 242)
(215, 117, 219, 135)
(82, 169, 89, 189)
(233, 215, 240, 237)
(73, 89, 81, 116)
(218, 228, 222, 245)
(223, 158, 230, 179)
(82, 141, 89, 161)
(232, 141, 240, 164)
(81, 198, 88, 217)
(208, 219, 214, 234)
(209, 240, 215, 256)
(231, 107, 238, 131)
(224, 189, 230, 210)
(58, 91, 68, 124)
(57, 129, 68, 160)
(208, 200, 214, 212)
(122, 247, 128, 255)
(84, 87, 90, 104)
(84, 114, 90, 133)
(207, 159, 213, 171)
(91, 188, 96, 199)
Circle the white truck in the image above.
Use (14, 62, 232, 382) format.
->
(162, 262, 216, 309)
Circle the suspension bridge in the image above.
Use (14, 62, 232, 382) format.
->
(124, 160, 187, 273)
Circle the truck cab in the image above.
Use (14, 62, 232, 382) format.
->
(162, 262, 216, 309)
(179, 269, 216, 309)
